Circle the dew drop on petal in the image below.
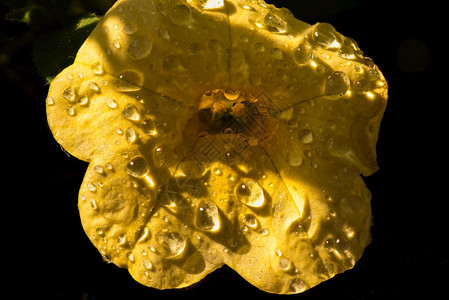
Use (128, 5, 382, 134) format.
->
(325, 71, 350, 95)
(66, 105, 76, 116)
(294, 41, 314, 65)
(126, 156, 149, 178)
(156, 231, 186, 258)
(106, 98, 118, 109)
(169, 5, 192, 26)
(141, 118, 156, 134)
(289, 278, 307, 293)
(122, 104, 140, 121)
(235, 178, 264, 207)
(63, 87, 75, 102)
(287, 152, 303, 167)
(195, 200, 220, 232)
(125, 127, 136, 143)
(313, 23, 340, 49)
(298, 129, 314, 144)
(264, 12, 287, 33)
(128, 36, 152, 60)
(91, 62, 104, 75)
(114, 71, 143, 92)
(240, 214, 259, 229)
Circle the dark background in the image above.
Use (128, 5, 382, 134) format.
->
(2, 0, 444, 299)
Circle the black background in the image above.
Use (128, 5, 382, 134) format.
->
(2, 0, 445, 299)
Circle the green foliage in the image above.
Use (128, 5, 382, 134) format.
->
(1, 0, 115, 83)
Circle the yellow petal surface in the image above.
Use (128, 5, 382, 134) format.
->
(46, 0, 387, 294)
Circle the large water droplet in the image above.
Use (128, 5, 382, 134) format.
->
(156, 231, 186, 258)
(126, 156, 149, 178)
(125, 128, 136, 143)
(91, 62, 104, 75)
(195, 200, 220, 232)
(325, 71, 350, 95)
(298, 129, 314, 144)
(169, 5, 192, 26)
(240, 214, 259, 229)
(294, 41, 314, 65)
(122, 104, 140, 121)
(289, 278, 307, 293)
(63, 87, 76, 102)
(313, 23, 340, 49)
(128, 36, 152, 60)
(279, 257, 292, 271)
(202, 0, 224, 9)
(287, 152, 303, 167)
(235, 178, 264, 207)
(114, 71, 143, 92)
(264, 12, 287, 33)
(141, 118, 156, 134)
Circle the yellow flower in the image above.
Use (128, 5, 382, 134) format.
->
(46, 0, 387, 294)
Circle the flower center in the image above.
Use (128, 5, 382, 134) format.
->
(184, 89, 275, 147)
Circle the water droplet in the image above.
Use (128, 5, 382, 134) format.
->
(88, 82, 100, 92)
(106, 98, 118, 109)
(77, 94, 89, 106)
(298, 129, 314, 144)
(91, 62, 104, 75)
(125, 127, 137, 143)
(353, 79, 370, 91)
(94, 165, 104, 174)
(143, 259, 153, 270)
(87, 182, 97, 192)
(46, 97, 54, 105)
(156, 231, 186, 258)
(235, 178, 265, 207)
(128, 252, 135, 262)
(287, 152, 303, 167)
(340, 195, 362, 213)
(126, 156, 149, 178)
(327, 135, 351, 157)
(325, 71, 350, 95)
(313, 23, 340, 49)
(264, 12, 287, 33)
(158, 27, 170, 40)
(294, 41, 314, 65)
(279, 257, 292, 271)
(339, 44, 355, 59)
(128, 36, 152, 60)
(202, 0, 224, 9)
(117, 5, 123, 12)
(123, 23, 137, 35)
(112, 40, 121, 49)
(105, 163, 113, 170)
(240, 214, 259, 229)
(122, 104, 140, 121)
(114, 71, 143, 92)
(141, 118, 156, 134)
(90, 199, 98, 210)
(63, 87, 75, 102)
(289, 278, 307, 293)
(195, 200, 220, 232)
(96, 228, 104, 236)
(66, 105, 76, 116)
(169, 5, 192, 26)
